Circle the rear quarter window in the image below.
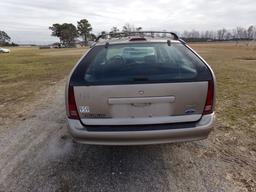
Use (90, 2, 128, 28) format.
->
(70, 42, 212, 85)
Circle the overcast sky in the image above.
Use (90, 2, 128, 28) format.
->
(0, 0, 255, 44)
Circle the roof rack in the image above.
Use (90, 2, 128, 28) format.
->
(95, 31, 180, 42)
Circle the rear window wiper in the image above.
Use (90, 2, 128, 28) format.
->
(133, 76, 149, 81)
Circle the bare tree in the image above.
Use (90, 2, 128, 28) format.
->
(247, 25, 255, 40)
(225, 32, 232, 40)
(110, 27, 119, 34)
(109, 27, 119, 37)
(217, 28, 227, 40)
(236, 27, 247, 39)
(122, 23, 135, 32)
(122, 23, 142, 33)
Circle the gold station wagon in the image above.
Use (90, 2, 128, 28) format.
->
(65, 31, 216, 145)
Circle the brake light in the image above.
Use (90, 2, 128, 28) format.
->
(129, 37, 147, 41)
(203, 80, 214, 115)
(68, 85, 79, 119)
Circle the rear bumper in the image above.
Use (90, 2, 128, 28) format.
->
(67, 113, 215, 145)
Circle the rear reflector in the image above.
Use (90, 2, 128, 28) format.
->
(203, 80, 214, 115)
(68, 85, 79, 119)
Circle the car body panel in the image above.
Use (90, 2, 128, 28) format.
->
(74, 82, 208, 125)
(0, 47, 10, 53)
(185, 44, 217, 110)
(65, 38, 216, 145)
(67, 113, 215, 145)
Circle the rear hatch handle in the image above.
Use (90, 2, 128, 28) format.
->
(108, 96, 176, 105)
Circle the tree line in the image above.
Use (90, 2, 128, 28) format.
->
(180, 25, 256, 42)
(50, 19, 256, 46)
(49, 19, 94, 47)
(1, 21, 256, 47)
(49, 21, 144, 47)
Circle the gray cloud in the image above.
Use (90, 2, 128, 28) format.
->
(1, 0, 255, 44)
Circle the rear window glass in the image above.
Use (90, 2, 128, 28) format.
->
(71, 43, 211, 85)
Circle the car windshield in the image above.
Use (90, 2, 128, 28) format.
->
(74, 42, 210, 84)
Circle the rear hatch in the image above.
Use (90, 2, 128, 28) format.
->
(74, 82, 207, 125)
(70, 42, 212, 125)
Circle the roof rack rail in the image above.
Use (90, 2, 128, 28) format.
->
(95, 31, 180, 42)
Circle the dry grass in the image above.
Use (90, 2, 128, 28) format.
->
(190, 42, 256, 188)
(0, 47, 85, 121)
(190, 42, 256, 132)
(1, 43, 255, 135)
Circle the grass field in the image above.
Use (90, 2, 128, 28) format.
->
(190, 42, 256, 187)
(190, 43, 256, 131)
(0, 47, 85, 121)
(0, 43, 255, 137)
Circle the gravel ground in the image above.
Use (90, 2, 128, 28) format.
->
(0, 80, 255, 192)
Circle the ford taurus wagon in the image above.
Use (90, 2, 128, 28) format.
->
(65, 31, 216, 145)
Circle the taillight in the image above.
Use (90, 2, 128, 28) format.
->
(68, 85, 79, 119)
(203, 80, 214, 115)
